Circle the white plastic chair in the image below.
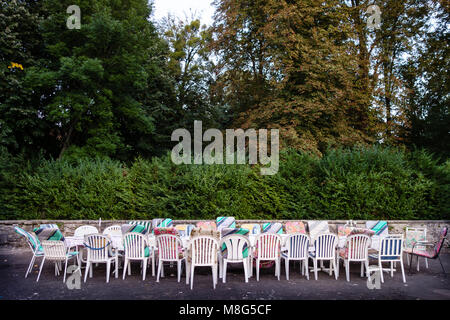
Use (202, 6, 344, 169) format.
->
(37, 240, 79, 282)
(369, 234, 406, 283)
(281, 234, 310, 280)
(103, 225, 122, 237)
(337, 234, 371, 282)
(156, 234, 186, 282)
(75, 225, 99, 237)
(220, 234, 251, 283)
(254, 233, 282, 281)
(310, 233, 338, 280)
(83, 234, 118, 283)
(186, 236, 219, 290)
(122, 232, 152, 281)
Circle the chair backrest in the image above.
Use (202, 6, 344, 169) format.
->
(190, 227, 221, 241)
(190, 236, 219, 266)
(156, 234, 182, 261)
(255, 233, 281, 260)
(123, 232, 148, 259)
(74, 225, 99, 237)
(196, 221, 217, 231)
(34, 227, 65, 242)
(405, 227, 427, 249)
(153, 227, 179, 236)
(262, 222, 283, 234)
(240, 223, 261, 235)
(103, 225, 122, 237)
(307, 221, 330, 241)
(285, 221, 306, 234)
(220, 234, 250, 261)
(313, 233, 337, 259)
(175, 224, 195, 237)
(121, 223, 149, 235)
(14, 226, 41, 253)
(379, 234, 403, 260)
(151, 219, 172, 229)
(220, 227, 250, 238)
(216, 217, 236, 230)
(285, 234, 310, 259)
(435, 227, 448, 255)
(84, 234, 112, 262)
(346, 234, 371, 260)
(128, 221, 152, 233)
(366, 220, 389, 236)
(41, 240, 66, 260)
(39, 224, 59, 229)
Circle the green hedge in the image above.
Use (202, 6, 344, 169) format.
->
(1, 146, 449, 220)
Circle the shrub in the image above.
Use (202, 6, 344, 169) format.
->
(1, 146, 448, 220)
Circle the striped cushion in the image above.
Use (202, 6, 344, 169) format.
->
(196, 221, 217, 231)
(121, 224, 148, 235)
(240, 224, 261, 235)
(369, 254, 400, 260)
(14, 226, 42, 252)
(127, 221, 151, 233)
(262, 222, 283, 234)
(158, 219, 173, 228)
(366, 221, 388, 236)
(285, 221, 306, 234)
(39, 224, 59, 229)
(34, 227, 65, 242)
(153, 227, 179, 236)
(216, 217, 236, 230)
(404, 247, 435, 258)
(306, 221, 329, 240)
(175, 224, 195, 237)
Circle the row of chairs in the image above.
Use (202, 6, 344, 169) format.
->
(14, 223, 448, 289)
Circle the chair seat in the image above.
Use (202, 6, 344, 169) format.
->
(404, 248, 435, 258)
(369, 254, 401, 260)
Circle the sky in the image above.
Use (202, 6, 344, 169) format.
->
(151, 0, 215, 25)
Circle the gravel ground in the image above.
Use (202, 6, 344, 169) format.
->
(1, 248, 449, 300)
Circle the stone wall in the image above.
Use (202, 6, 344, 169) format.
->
(1, 219, 449, 251)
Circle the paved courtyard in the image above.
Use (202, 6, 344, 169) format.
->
(0, 248, 449, 300)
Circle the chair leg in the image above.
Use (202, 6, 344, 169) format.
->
(219, 257, 223, 279)
(400, 259, 406, 283)
(212, 265, 217, 289)
(186, 262, 190, 285)
(425, 258, 429, 269)
(285, 258, 289, 281)
(243, 259, 248, 283)
(36, 257, 46, 282)
(26, 255, 36, 278)
(115, 256, 118, 278)
(276, 259, 280, 280)
(332, 259, 338, 280)
(379, 260, 384, 283)
(345, 261, 350, 282)
(156, 260, 162, 282)
(142, 259, 148, 281)
(223, 260, 228, 283)
(361, 262, 364, 277)
(390, 261, 394, 277)
(313, 259, 318, 280)
(84, 262, 90, 283)
(417, 257, 420, 272)
(256, 259, 260, 281)
(122, 258, 128, 280)
(304, 259, 309, 280)
(190, 265, 195, 290)
(63, 258, 69, 283)
(438, 256, 446, 274)
(106, 261, 111, 283)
